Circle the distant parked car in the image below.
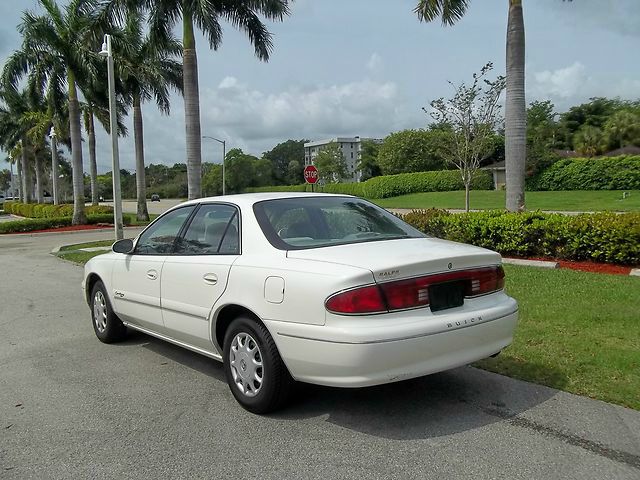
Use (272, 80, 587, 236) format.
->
(83, 193, 519, 413)
(150, 194, 160, 202)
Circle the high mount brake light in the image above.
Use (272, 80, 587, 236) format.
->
(325, 266, 505, 315)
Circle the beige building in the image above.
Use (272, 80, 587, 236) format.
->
(304, 136, 382, 183)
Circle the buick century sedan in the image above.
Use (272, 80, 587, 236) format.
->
(83, 193, 518, 413)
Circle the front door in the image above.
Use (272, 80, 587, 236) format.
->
(160, 203, 241, 351)
(111, 205, 195, 332)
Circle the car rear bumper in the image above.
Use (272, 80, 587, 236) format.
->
(266, 300, 518, 388)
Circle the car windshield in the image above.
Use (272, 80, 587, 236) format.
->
(253, 196, 425, 250)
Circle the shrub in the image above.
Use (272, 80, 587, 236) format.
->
(402, 209, 640, 265)
(0, 214, 118, 234)
(245, 184, 310, 193)
(3, 202, 113, 219)
(244, 170, 493, 198)
(528, 155, 640, 191)
(361, 170, 492, 198)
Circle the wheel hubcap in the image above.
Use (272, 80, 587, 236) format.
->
(229, 332, 263, 397)
(93, 291, 107, 333)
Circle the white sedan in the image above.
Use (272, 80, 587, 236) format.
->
(83, 193, 518, 413)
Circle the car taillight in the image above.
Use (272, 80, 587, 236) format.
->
(380, 277, 431, 310)
(325, 285, 387, 314)
(325, 265, 505, 315)
(467, 265, 505, 296)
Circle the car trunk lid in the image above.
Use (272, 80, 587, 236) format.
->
(286, 237, 501, 282)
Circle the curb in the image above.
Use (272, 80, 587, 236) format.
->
(3, 226, 142, 239)
(503, 258, 559, 269)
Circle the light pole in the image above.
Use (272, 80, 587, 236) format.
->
(48, 127, 59, 205)
(202, 136, 226, 195)
(99, 34, 124, 240)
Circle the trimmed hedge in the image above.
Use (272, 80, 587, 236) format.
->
(0, 214, 117, 234)
(528, 155, 640, 191)
(402, 209, 640, 265)
(246, 169, 493, 198)
(3, 201, 114, 218)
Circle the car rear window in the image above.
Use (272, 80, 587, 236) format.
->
(253, 196, 425, 250)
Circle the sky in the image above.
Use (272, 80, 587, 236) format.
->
(1, 0, 639, 173)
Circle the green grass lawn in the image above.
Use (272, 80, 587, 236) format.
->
(54, 246, 639, 409)
(59, 239, 114, 252)
(372, 190, 640, 211)
(476, 265, 640, 410)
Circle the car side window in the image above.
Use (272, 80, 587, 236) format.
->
(174, 204, 240, 255)
(134, 206, 195, 255)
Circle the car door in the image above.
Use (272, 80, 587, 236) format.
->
(160, 203, 241, 351)
(111, 205, 196, 333)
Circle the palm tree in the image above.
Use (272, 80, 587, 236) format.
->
(3, 0, 104, 224)
(106, 0, 291, 200)
(0, 87, 39, 203)
(115, 11, 182, 221)
(415, 0, 523, 211)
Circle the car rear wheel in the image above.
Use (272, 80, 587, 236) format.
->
(223, 316, 293, 414)
(91, 281, 127, 343)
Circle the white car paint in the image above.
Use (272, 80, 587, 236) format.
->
(84, 193, 518, 388)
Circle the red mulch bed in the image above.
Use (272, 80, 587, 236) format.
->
(9, 224, 113, 235)
(510, 256, 633, 276)
(556, 260, 631, 275)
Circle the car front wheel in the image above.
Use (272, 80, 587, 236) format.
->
(91, 280, 127, 343)
(223, 316, 293, 414)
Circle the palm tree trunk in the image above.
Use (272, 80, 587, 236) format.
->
(88, 112, 99, 206)
(35, 153, 43, 203)
(133, 93, 149, 221)
(16, 158, 23, 202)
(68, 70, 87, 224)
(183, 10, 202, 200)
(20, 137, 31, 203)
(505, 0, 526, 212)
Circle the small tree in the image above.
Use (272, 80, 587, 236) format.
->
(427, 62, 505, 211)
(314, 142, 347, 183)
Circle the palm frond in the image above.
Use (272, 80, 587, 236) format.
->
(414, 0, 470, 26)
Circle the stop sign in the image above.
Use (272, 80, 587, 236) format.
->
(303, 165, 319, 184)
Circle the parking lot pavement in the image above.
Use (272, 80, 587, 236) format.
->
(101, 198, 184, 216)
(1, 232, 639, 479)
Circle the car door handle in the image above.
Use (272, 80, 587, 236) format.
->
(147, 270, 158, 280)
(203, 273, 218, 285)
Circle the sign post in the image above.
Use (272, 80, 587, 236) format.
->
(304, 165, 319, 192)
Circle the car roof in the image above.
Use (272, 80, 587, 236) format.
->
(177, 192, 355, 210)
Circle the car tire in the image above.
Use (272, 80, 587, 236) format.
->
(223, 316, 293, 414)
(90, 281, 127, 343)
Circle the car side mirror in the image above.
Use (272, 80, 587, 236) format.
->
(112, 238, 134, 254)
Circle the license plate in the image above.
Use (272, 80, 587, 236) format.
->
(429, 281, 465, 312)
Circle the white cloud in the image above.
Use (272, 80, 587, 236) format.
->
(200, 78, 416, 155)
(218, 76, 239, 89)
(532, 62, 590, 99)
(366, 53, 383, 72)
(530, 61, 640, 109)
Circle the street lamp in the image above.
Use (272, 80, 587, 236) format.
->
(99, 34, 124, 240)
(48, 126, 59, 205)
(202, 135, 226, 195)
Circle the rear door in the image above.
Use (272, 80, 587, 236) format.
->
(111, 205, 195, 332)
(160, 203, 241, 351)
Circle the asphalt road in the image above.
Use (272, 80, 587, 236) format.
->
(1, 231, 639, 479)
